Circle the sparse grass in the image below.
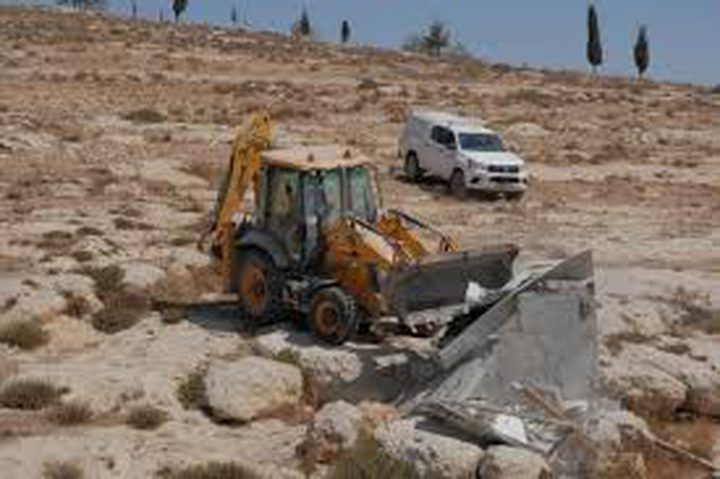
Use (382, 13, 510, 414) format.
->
(0, 320, 49, 350)
(91, 290, 149, 334)
(62, 292, 92, 318)
(150, 267, 222, 304)
(75, 226, 103, 237)
(329, 433, 417, 479)
(0, 379, 62, 410)
(158, 462, 260, 479)
(125, 405, 168, 430)
(177, 369, 207, 410)
(43, 461, 84, 479)
(123, 107, 166, 123)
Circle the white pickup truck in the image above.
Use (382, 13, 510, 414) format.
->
(399, 111, 528, 199)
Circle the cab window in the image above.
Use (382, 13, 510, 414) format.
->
(431, 126, 456, 150)
(348, 167, 376, 222)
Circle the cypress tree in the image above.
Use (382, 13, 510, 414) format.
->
(131, 0, 137, 19)
(172, 0, 188, 23)
(231, 5, 238, 25)
(586, 4, 603, 73)
(634, 26, 650, 79)
(341, 20, 351, 44)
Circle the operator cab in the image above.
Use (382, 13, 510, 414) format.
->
(252, 146, 379, 265)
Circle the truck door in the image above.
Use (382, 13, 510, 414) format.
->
(430, 126, 458, 180)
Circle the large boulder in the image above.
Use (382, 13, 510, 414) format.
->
(604, 343, 720, 417)
(253, 328, 408, 403)
(478, 446, 552, 479)
(205, 357, 303, 423)
(305, 401, 363, 463)
(121, 262, 166, 290)
(584, 409, 650, 452)
(376, 416, 484, 479)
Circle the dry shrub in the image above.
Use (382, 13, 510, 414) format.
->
(70, 250, 93, 263)
(182, 160, 221, 185)
(177, 369, 207, 410)
(0, 379, 62, 410)
(150, 267, 222, 304)
(47, 401, 93, 426)
(113, 217, 154, 231)
(589, 142, 630, 164)
(500, 88, 560, 109)
(329, 433, 416, 479)
(43, 461, 83, 479)
(62, 293, 92, 318)
(0, 320, 49, 350)
(125, 405, 168, 430)
(38, 230, 76, 252)
(81, 264, 125, 300)
(91, 289, 150, 334)
(666, 287, 720, 335)
(123, 108, 166, 123)
(158, 462, 260, 479)
(650, 416, 717, 460)
(602, 331, 651, 357)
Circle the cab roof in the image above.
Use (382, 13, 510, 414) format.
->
(411, 110, 494, 134)
(261, 145, 371, 171)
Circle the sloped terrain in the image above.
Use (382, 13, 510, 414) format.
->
(1, 6, 720, 478)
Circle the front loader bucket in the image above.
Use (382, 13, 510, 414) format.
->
(384, 244, 518, 319)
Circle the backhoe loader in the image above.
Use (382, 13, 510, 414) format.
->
(200, 111, 518, 344)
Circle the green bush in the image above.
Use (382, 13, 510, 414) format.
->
(0, 320, 49, 350)
(0, 379, 62, 410)
(81, 264, 125, 300)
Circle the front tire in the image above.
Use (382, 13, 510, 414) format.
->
(404, 152, 422, 182)
(236, 249, 285, 328)
(309, 287, 358, 345)
(449, 169, 468, 200)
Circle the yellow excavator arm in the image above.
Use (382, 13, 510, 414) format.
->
(202, 110, 273, 278)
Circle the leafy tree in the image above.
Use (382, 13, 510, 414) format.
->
(231, 5, 238, 25)
(341, 20, 351, 44)
(292, 7, 313, 38)
(423, 21, 451, 56)
(634, 26, 650, 78)
(56, 0, 107, 9)
(403, 21, 452, 57)
(586, 4, 603, 73)
(172, 0, 188, 23)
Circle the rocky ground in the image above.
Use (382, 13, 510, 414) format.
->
(1, 6, 720, 479)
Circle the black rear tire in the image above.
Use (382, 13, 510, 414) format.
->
(236, 249, 286, 329)
(309, 287, 359, 345)
(404, 152, 422, 182)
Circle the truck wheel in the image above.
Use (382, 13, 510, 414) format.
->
(309, 287, 358, 345)
(404, 152, 422, 182)
(449, 170, 468, 200)
(237, 249, 285, 328)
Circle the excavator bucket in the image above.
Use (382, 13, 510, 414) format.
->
(383, 244, 519, 319)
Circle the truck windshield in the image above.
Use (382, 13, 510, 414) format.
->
(459, 133, 505, 152)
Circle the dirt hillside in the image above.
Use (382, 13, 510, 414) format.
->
(1, 7, 719, 478)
